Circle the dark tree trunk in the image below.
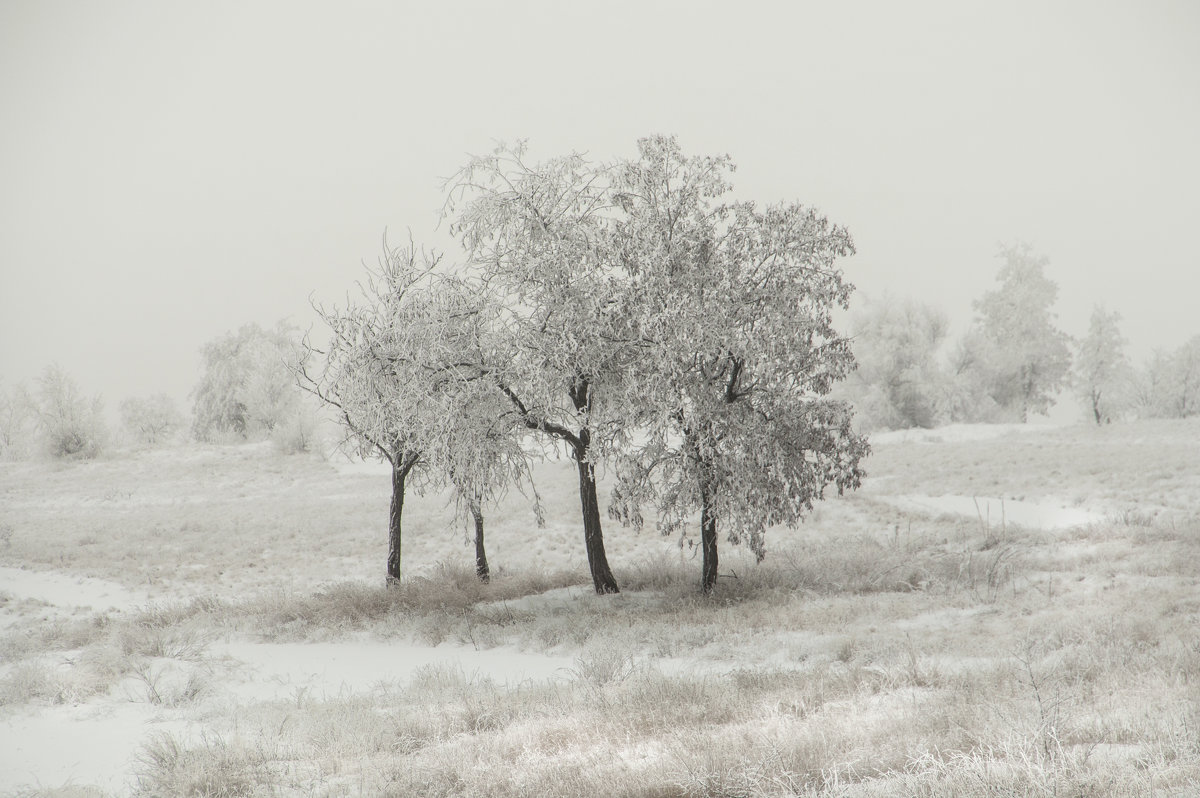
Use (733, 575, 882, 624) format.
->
(573, 434, 620, 595)
(388, 460, 408, 585)
(471, 500, 489, 583)
(699, 479, 719, 595)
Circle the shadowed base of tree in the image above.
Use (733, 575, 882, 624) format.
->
(471, 503, 489, 583)
(574, 447, 619, 595)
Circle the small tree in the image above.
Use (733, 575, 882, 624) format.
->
(840, 294, 951, 431)
(969, 244, 1072, 421)
(120, 394, 185, 445)
(31, 365, 108, 459)
(605, 136, 868, 593)
(192, 323, 302, 442)
(1073, 306, 1130, 425)
(302, 240, 532, 584)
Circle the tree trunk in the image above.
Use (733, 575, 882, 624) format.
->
(471, 500, 489, 583)
(386, 460, 407, 586)
(573, 435, 619, 594)
(699, 479, 719, 594)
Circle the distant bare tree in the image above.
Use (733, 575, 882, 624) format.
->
(120, 394, 185, 445)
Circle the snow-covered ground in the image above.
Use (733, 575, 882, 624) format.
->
(877, 494, 1104, 530)
(1, 420, 1196, 795)
(0, 566, 152, 613)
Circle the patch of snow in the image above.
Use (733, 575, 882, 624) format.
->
(878, 495, 1103, 530)
(0, 567, 152, 612)
(329, 458, 393, 477)
(870, 422, 1064, 445)
(0, 702, 192, 795)
(211, 639, 578, 701)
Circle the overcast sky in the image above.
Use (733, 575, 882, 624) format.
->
(2, 0, 1197, 415)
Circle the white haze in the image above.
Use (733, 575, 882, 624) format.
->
(2, 1, 1197, 414)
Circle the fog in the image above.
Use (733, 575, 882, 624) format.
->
(2, 0, 1197, 412)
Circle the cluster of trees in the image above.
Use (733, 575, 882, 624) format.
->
(302, 137, 869, 594)
(840, 244, 1198, 430)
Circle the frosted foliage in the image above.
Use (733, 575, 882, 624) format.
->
(445, 142, 639, 457)
(302, 241, 532, 513)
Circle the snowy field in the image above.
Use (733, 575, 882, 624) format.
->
(1, 419, 1198, 796)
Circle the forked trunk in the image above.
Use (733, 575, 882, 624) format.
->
(386, 460, 406, 586)
(471, 500, 489, 583)
(574, 435, 619, 594)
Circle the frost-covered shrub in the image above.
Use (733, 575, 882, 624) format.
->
(839, 295, 951, 431)
(191, 322, 303, 442)
(31, 365, 108, 459)
(270, 401, 326, 456)
(120, 394, 185, 446)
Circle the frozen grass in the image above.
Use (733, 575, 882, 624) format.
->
(1, 422, 1199, 795)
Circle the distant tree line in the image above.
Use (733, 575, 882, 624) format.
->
(838, 244, 1199, 431)
(0, 322, 318, 461)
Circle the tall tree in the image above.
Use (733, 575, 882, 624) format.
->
(606, 136, 869, 593)
(445, 143, 636, 594)
(1073, 306, 1130, 425)
(970, 244, 1072, 421)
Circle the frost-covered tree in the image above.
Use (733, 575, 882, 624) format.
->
(302, 241, 532, 584)
(0, 381, 37, 461)
(1073, 306, 1130, 425)
(968, 244, 1072, 421)
(1129, 337, 1200, 420)
(31, 365, 108, 459)
(605, 136, 869, 593)
(445, 144, 637, 594)
(120, 394, 185, 445)
(192, 323, 302, 442)
(1171, 336, 1200, 419)
(840, 294, 950, 431)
